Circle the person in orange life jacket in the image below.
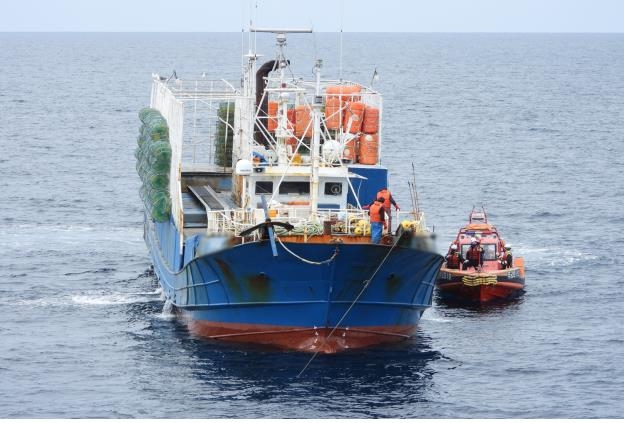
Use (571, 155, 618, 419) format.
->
(463, 238, 483, 270)
(445, 244, 462, 269)
(376, 187, 400, 231)
(500, 244, 513, 269)
(368, 197, 386, 244)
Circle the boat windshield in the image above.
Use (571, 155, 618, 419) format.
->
(482, 244, 497, 260)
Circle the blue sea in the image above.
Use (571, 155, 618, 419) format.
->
(0, 33, 623, 418)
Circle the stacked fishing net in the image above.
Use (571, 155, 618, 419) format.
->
(136, 108, 172, 222)
(215, 102, 234, 167)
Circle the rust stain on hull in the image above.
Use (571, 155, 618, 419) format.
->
(186, 319, 416, 354)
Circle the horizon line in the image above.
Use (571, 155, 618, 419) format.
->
(1, 30, 623, 34)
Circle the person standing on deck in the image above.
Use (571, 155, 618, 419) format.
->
(464, 238, 483, 270)
(445, 244, 462, 269)
(368, 197, 386, 244)
(376, 187, 400, 232)
(500, 244, 513, 269)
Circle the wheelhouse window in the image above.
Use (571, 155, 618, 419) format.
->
(482, 244, 497, 260)
(461, 245, 470, 259)
(279, 181, 310, 195)
(255, 181, 273, 194)
(324, 182, 343, 196)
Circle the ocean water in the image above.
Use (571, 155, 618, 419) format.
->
(1, 32, 623, 418)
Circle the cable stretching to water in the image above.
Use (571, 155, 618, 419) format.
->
(296, 232, 407, 378)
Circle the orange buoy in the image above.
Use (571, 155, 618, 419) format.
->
(324, 97, 342, 130)
(287, 108, 296, 131)
(295, 105, 312, 138)
(343, 137, 358, 162)
(358, 133, 379, 165)
(343, 102, 365, 134)
(362, 106, 379, 134)
(267, 101, 278, 132)
(326, 85, 361, 102)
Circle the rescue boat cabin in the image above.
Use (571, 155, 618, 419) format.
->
(454, 210, 505, 271)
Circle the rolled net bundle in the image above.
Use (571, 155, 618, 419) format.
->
(136, 108, 172, 222)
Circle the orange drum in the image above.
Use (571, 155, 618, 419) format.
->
(267, 101, 278, 132)
(324, 97, 342, 130)
(343, 137, 357, 162)
(287, 108, 296, 131)
(326, 84, 361, 102)
(358, 133, 379, 165)
(343, 102, 365, 134)
(362, 106, 379, 134)
(295, 105, 313, 138)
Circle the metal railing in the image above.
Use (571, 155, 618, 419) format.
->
(204, 207, 373, 239)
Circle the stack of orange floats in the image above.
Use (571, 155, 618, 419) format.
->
(266, 85, 381, 165)
(325, 85, 380, 165)
(266, 103, 299, 156)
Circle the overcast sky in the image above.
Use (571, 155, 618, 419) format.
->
(1, 0, 623, 32)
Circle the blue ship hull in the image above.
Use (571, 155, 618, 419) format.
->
(145, 216, 443, 353)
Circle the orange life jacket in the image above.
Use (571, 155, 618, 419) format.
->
(377, 189, 391, 209)
(466, 246, 481, 261)
(369, 201, 384, 223)
(447, 252, 461, 268)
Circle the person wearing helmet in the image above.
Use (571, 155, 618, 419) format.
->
(501, 244, 513, 269)
(464, 238, 483, 270)
(445, 243, 462, 269)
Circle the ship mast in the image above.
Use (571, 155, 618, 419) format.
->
(250, 27, 321, 216)
(310, 58, 323, 217)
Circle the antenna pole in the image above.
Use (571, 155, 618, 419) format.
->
(411, 163, 420, 215)
(339, 0, 344, 80)
(310, 59, 323, 219)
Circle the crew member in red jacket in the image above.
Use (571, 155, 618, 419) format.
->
(368, 197, 386, 244)
(445, 244, 462, 269)
(464, 238, 483, 271)
(376, 187, 400, 231)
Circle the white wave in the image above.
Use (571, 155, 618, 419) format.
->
(132, 288, 163, 296)
(517, 245, 599, 268)
(71, 292, 159, 305)
(421, 315, 454, 323)
(159, 299, 176, 320)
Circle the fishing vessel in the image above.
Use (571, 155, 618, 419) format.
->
(135, 29, 443, 353)
(436, 208, 525, 305)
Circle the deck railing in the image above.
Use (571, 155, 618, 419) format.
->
(204, 207, 428, 240)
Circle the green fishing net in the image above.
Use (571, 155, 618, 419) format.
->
(136, 108, 172, 222)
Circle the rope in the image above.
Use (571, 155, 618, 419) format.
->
(276, 238, 339, 265)
(462, 274, 497, 286)
(296, 232, 407, 378)
(275, 222, 323, 236)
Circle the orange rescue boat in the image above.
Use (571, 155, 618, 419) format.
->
(436, 207, 525, 305)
